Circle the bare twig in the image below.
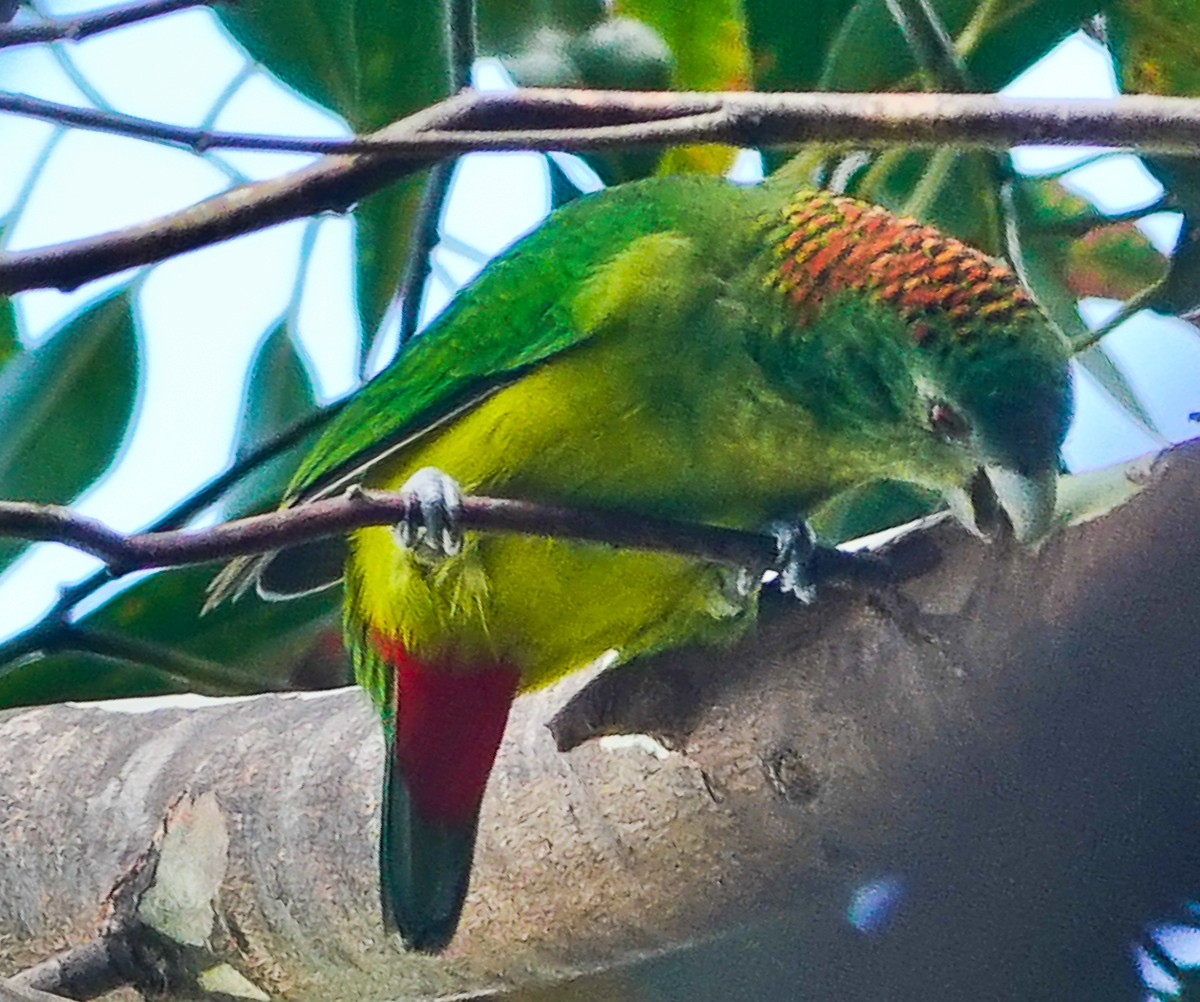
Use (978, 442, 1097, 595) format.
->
(0, 91, 477, 294)
(0, 490, 892, 586)
(0, 0, 212, 48)
(8, 89, 1200, 295)
(10, 89, 1200, 159)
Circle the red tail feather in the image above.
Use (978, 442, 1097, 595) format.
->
(373, 633, 520, 824)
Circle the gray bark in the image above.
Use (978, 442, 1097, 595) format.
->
(1, 441, 1198, 1002)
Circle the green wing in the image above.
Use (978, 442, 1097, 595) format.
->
(206, 175, 746, 606)
(288, 175, 740, 501)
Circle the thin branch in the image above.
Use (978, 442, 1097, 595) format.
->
(65, 626, 271, 694)
(0, 91, 478, 294)
(0, 90, 334, 155)
(286, 216, 322, 327)
(1069, 285, 1156, 353)
(438, 229, 491, 266)
(31, 16, 247, 187)
(9, 89, 1200, 294)
(12, 89, 1200, 158)
(193, 58, 258, 187)
(0, 125, 66, 251)
(46, 402, 342, 622)
(0, 0, 213, 48)
(0, 489, 892, 586)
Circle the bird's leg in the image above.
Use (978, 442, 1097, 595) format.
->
(394, 467, 464, 562)
(771, 520, 818, 604)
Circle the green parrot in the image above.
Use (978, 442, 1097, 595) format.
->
(210, 172, 1072, 952)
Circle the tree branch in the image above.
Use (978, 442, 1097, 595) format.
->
(7, 88, 1200, 294)
(0, 0, 215, 48)
(0, 444, 1190, 1000)
(10, 88, 1200, 159)
(0, 488, 899, 599)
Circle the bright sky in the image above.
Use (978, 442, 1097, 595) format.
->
(0, 9, 1198, 640)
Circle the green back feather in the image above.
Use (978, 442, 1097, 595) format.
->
(288, 175, 759, 500)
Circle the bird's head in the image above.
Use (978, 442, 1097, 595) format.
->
(756, 190, 1073, 544)
(906, 313, 1072, 543)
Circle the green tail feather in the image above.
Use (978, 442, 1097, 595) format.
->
(380, 752, 481, 953)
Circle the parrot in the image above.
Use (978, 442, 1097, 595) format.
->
(208, 171, 1073, 952)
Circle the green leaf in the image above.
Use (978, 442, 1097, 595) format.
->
(817, 0, 955, 91)
(771, 1, 1097, 206)
(964, 0, 1105, 91)
(613, 1, 750, 175)
(1065, 222, 1168, 301)
(216, 2, 359, 120)
(0, 288, 140, 575)
(217, 0, 450, 130)
(352, 0, 449, 131)
(1010, 177, 1103, 342)
(0, 565, 348, 708)
(219, 318, 320, 518)
(355, 174, 428, 366)
(1108, 0, 1200, 97)
(1008, 178, 1162, 437)
(1076, 342, 1162, 439)
(849, 147, 1005, 254)
(744, 0, 857, 91)
(0, 295, 18, 371)
(218, 1, 456, 376)
(478, 0, 605, 56)
(817, 0, 1099, 93)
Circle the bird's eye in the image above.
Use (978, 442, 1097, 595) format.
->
(927, 400, 970, 442)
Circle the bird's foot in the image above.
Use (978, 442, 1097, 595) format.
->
(771, 520, 817, 604)
(394, 467, 464, 562)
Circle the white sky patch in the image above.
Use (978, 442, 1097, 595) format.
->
(1005, 31, 1118, 175)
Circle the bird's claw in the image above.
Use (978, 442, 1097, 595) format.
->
(394, 467, 464, 562)
(772, 520, 817, 604)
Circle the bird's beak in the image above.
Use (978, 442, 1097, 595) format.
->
(984, 465, 1057, 545)
(944, 466, 1057, 545)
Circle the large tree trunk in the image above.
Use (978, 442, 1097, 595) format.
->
(2, 441, 1197, 1002)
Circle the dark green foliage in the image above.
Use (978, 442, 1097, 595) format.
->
(219, 319, 321, 519)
